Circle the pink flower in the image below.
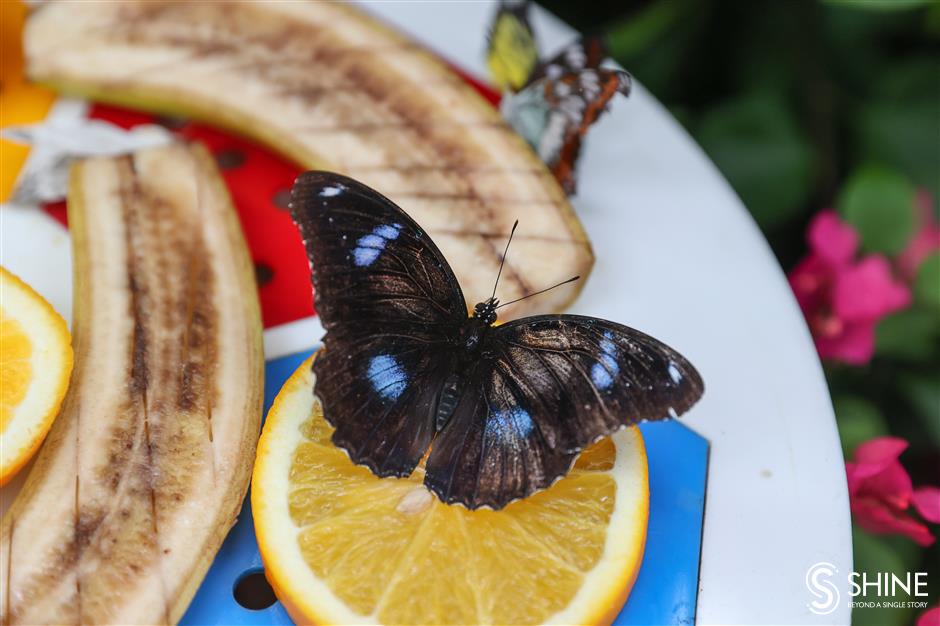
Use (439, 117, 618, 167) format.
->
(913, 486, 940, 524)
(896, 190, 940, 282)
(919, 605, 940, 626)
(845, 437, 940, 546)
(789, 211, 911, 364)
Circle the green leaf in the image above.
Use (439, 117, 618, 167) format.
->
(929, 1, 940, 36)
(858, 101, 940, 199)
(833, 396, 888, 459)
(875, 307, 939, 361)
(695, 93, 813, 229)
(823, 0, 933, 10)
(609, 5, 700, 104)
(605, 0, 683, 61)
(914, 251, 940, 310)
(853, 528, 910, 576)
(852, 528, 916, 626)
(899, 372, 940, 446)
(838, 166, 916, 255)
(871, 58, 940, 104)
(874, 534, 922, 571)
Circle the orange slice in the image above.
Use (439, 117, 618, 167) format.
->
(0, 266, 72, 485)
(252, 355, 649, 625)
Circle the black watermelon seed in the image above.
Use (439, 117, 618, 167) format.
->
(254, 262, 275, 286)
(216, 149, 246, 170)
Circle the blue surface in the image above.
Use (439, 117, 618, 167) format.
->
(614, 421, 709, 626)
(182, 350, 709, 626)
(180, 352, 307, 626)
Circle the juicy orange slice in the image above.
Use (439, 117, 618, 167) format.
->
(0, 266, 72, 485)
(252, 355, 649, 625)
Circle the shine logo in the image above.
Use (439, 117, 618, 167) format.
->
(806, 562, 841, 615)
(805, 563, 931, 615)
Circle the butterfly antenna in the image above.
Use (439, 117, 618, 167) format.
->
(491, 220, 519, 301)
(496, 275, 580, 309)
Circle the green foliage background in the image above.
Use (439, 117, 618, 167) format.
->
(537, 0, 939, 623)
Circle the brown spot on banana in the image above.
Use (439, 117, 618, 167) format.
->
(0, 144, 263, 624)
(24, 0, 594, 320)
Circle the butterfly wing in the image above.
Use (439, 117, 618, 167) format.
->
(424, 314, 703, 509)
(502, 69, 631, 195)
(423, 361, 579, 510)
(290, 171, 467, 477)
(528, 36, 608, 83)
(486, 0, 539, 92)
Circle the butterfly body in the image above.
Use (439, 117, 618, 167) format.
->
(291, 172, 703, 510)
(434, 309, 495, 432)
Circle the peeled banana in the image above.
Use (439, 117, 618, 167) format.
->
(24, 0, 594, 319)
(0, 144, 264, 624)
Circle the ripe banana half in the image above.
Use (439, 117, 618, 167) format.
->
(0, 144, 264, 624)
(24, 0, 594, 318)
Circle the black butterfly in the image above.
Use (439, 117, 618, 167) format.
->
(290, 172, 704, 510)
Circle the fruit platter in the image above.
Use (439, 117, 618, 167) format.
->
(0, 1, 851, 625)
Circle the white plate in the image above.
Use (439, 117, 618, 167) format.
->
(358, 3, 852, 624)
(0, 3, 852, 624)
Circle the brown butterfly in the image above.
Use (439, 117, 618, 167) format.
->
(507, 68, 631, 195)
(487, 1, 631, 194)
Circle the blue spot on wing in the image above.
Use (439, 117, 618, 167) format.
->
(352, 223, 403, 267)
(357, 234, 386, 248)
(353, 247, 381, 266)
(667, 362, 683, 385)
(487, 406, 534, 441)
(375, 224, 402, 240)
(320, 184, 343, 197)
(590, 332, 620, 391)
(367, 354, 408, 400)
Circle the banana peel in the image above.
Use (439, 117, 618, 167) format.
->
(0, 143, 264, 624)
